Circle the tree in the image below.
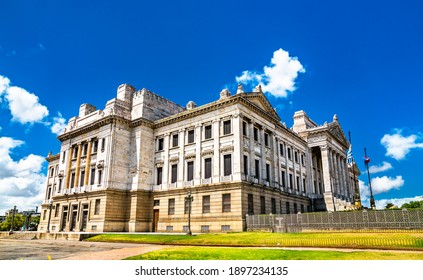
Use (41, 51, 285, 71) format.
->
(0, 214, 24, 231)
(401, 200, 423, 209)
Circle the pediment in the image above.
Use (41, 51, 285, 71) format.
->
(242, 93, 281, 122)
(328, 123, 349, 147)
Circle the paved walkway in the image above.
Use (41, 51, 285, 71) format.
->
(0, 239, 168, 260)
(1, 238, 423, 260)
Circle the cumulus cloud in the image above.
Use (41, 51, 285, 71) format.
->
(5, 86, 49, 124)
(50, 112, 67, 135)
(0, 136, 46, 215)
(381, 130, 423, 160)
(368, 161, 393, 174)
(359, 176, 405, 206)
(0, 75, 10, 95)
(235, 48, 305, 98)
(375, 195, 423, 210)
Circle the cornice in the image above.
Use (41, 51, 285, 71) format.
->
(57, 115, 131, 141)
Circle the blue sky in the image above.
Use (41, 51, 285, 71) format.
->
(0, 0, 422, 214)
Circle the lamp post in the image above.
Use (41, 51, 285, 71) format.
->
(364, 148, 375, 209)
(46, 200, 53, 233)
(185, 191, 193, 235)
(9, 205, 17, 233)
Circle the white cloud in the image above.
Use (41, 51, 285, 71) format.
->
(0, 75, 10, 95)
(359, 176, 405, 208)
(0, 136, 46, 215)
(381, 130, 423, 160)
(50, 112, 67, 135)
(235, 48, 305, 98)
(371, 175, 404, 194)
(375, 196, 423, 209)
(368, 161, 393, 174)
(5, 86, 49, 124)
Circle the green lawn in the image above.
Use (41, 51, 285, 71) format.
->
(86, 232, 423, 250)
(124, 246, 423, 260)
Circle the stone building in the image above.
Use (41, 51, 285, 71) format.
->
(38, 84, 360, 233)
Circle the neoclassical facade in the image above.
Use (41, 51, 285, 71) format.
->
(38, 84, 360, 233)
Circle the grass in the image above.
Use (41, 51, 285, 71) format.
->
(86, 232, 423, 250)
(124, 246, 423, 260)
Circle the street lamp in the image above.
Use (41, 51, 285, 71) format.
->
(9, 205, 17, 234)
(46, 199, 53, 233)
(185, 191, 194, 235)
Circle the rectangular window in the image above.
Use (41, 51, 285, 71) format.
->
(202, 195, 210, 213)
(255, 159, 260, 179)
(101, 138, 106, 152)
(172, 134, 179, 147)
(301, 204, 304, 213)
(266, 163, 270, 182)
(98, 170, 102, 184)
(158, 138, 164, 150)
(281, 171, 286, 188)
(204, 158, 212, 179)
(94, 199, 101, 215)
(55, 204, 60, 217)
(73, 147, 78, 158)
(260, 196, 266, 214)
(303, 178, 306, 192)
(294, 203, 298, 214)
(243, 155, 248, 176)
(248, 194, 254, 214)
(83, 143, 88, 156)
(171, 164, 178, 183)
(49, 167, 54, 177)
(62, 151, 66, 163)
(294, 151, 298, 163)
(286, 202, 290, 214)
(187, 161, 194, 181)
(243, 121, 248, 136)
(168, 198, 175, 215)
(157, 167, 163, 185)
(204, 125, 212, 139)
(70, 172, 75, 188)
(280, 201, 283, 214)
(58, 179, 62, 193)
(279, 143, 284, 156)
(80, 171, 85, 186)
(301, 154, 305, 165)
(223, 154, 232, 176)
(264, 133, 269, 146)
(253, 127, 259, 141)
(187, 130, 195, 144)
(201, 225, 210, 233)
(271, 198, 276, 214)
(90, 169, 96, 185)
(154, 200, 160, 206)
(288, 148, 291, 160)
(289, 174, 293, 189)
(222, 193, 231, 212)
(93, 140, 98, 153)
(223, 120, 231, 135)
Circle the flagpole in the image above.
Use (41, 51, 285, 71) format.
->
(348, 131, 361, 209)
(364, 148, 376, 209)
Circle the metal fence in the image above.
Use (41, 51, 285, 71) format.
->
(246, 209, 423, 232)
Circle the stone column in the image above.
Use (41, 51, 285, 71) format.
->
(65, 146, 74, 189)
(195, 125, 202, 183)
(178, 129, 185, 186)
(212, 119, 220, 182)
(84, 140, 93, 186)
(162, 133, 170, 186)
(74, 143, 82, 188)
(274, 136, 280, 188)
(321, 146, 335, 211)
(249, 121, 255, 180)
(233, 114, 242, 181)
